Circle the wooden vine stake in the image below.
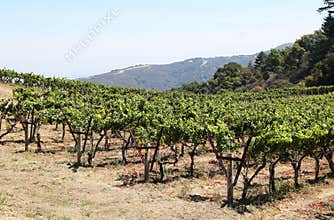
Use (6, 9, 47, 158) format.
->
(23, 120, 29, 152)
(77, 127, 82, 166)
(144, 143, 151, 183)
(61, 123, 66, 143)
(104, 129, 109, 151)
(226, 152, 233, 207)
(0, 117, 2, 136)
(35, 123, 41, 152)
(88, 131, 94, 166)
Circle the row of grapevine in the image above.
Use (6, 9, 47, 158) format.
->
(0, 69, 333, 206)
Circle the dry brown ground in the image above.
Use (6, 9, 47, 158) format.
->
(0, 83, 15, 100)
(1, 83, 334, 220)
(0, 126, 240, 220)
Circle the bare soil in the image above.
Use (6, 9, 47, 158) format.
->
(0, 83, 15, 100)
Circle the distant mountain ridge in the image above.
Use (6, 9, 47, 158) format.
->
(80, 43, 292, 90)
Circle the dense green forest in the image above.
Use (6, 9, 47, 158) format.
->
(179, 1, 334, 94)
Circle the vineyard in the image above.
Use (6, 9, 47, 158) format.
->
(1, 69, 334, 219)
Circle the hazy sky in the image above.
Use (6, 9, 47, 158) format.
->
(0, 0, 325, 78)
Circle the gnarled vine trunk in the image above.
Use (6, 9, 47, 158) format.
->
(241, 158, 266, 201)
(290, 155, 306, 188)
(189, 143, 198, 177)
(314, 156, 320, 182)
(208, 137, 227, 174)
(269, 157, 280, 193)
(324, 152, 334, 174)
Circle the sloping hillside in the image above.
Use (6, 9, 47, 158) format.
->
(81, 56, 255, 90)
(80, 43, 292, 90)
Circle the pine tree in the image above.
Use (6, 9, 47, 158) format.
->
(318, 0, 334, 14)
(322, 14, 334, 42)
(254, 52, 266, 70)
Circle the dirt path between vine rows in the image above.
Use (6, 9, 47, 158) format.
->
(0, 142, 239, 220)
(249, 182, 334, 219)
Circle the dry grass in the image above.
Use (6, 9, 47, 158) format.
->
(0, 125, 238, 220)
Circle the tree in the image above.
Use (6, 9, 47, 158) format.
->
(263, 49, 284, 74)
(212, 62, 255, 92)
(254, 51, 267, 70)
(322, 14, 334, 44)
(284, 43, 307, 82)
(318, 0, 334, 14)
(307, 52, 334, 86)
